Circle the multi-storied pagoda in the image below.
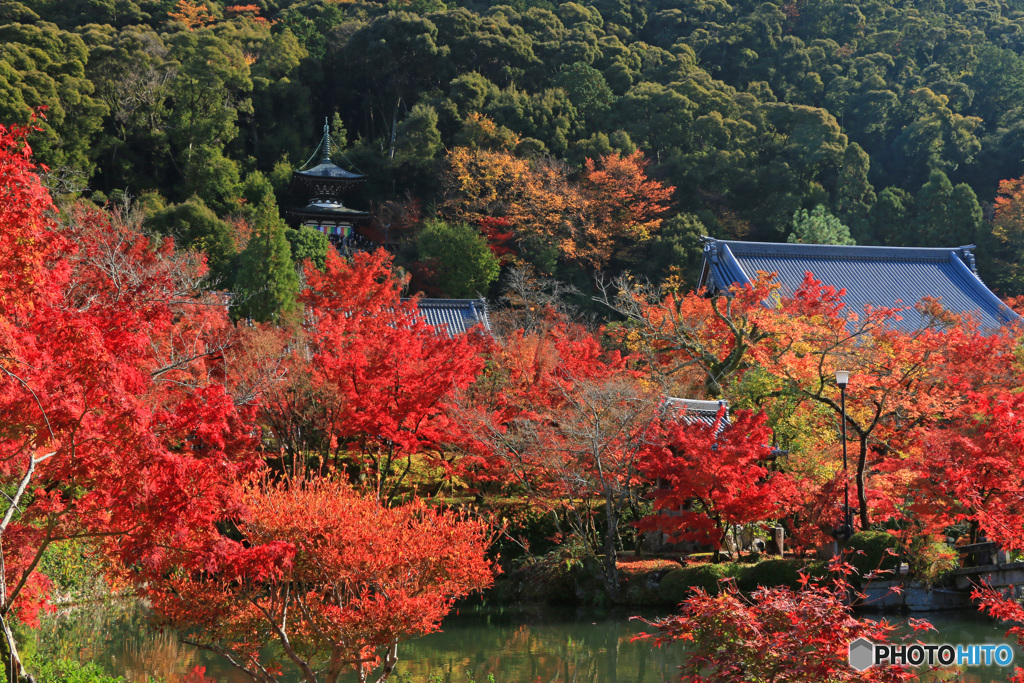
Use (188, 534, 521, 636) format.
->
(286, 121, 370, 250)
(287, 119, 492, 335)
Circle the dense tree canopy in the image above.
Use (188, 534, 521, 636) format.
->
(6, 0, 1024, 293)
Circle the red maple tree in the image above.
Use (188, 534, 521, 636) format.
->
(637, 565, 928, 682)
(637, 409, 793, 562)
(456, 319, 661, 595)
(903, 390, 1024, 548)
(0, 121, 258, 680)
(300, 249, 487, 503)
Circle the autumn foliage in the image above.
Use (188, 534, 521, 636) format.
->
(168, 0, 214, 29)
(441, 142, 673, 269)
(906, 390, 1024, 549)
(0, 120, 259, 679)
(5, 99, 1024, 682)
(300, 249, 486, 501)
(637, 409, 793, 561)
(144, 478, 494, 683)
(637, 565, 929, 682)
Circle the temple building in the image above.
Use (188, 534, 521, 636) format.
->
(286, 121, 371, 251)
(699, 238, 1020, 332)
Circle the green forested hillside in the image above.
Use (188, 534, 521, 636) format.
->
(6, 0, 1024, 293)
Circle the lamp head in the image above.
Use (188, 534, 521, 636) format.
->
(835, 370, 850, 389)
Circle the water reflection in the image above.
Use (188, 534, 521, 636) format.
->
(908, 612, 1024, 683)
(29, 601, 1024, 683)
(357, 604, 684, 683)
(32, 601, 681, 683)
(34, 600, 249, 683)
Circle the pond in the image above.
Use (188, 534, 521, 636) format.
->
(28, 600, 1024, 683)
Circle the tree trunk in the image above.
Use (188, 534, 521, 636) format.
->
(387, 99, 400, 160)
(374, 641, 399, 683)
(603, 501, 619, 600)
(857, 438, 869, 530)
(713, 526, 725, 564)
(0, 614, 33, 683)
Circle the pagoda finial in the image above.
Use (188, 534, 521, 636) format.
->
(321, 116, 331, 163)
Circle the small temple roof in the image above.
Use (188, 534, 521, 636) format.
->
(699, 238, 1020, 332)
(664, 398, 729, 428)
(406, 298, 491, 336)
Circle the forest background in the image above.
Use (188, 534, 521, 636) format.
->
(8, 0, 1024, 299)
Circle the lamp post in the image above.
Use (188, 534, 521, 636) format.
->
(835, 369, 852, 541)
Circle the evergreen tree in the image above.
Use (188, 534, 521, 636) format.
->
(147, 196, 237, 286)
(417, 219, 500, 298)
(233, 198, 300, 322)
(287, 225, 329, 271)
(915, 170, 983, 247)
(787, 205, 856, 245)
(396, 103, 443, 162)
(869, 188, 915, 246)
(641, 212, 708, 289)
(835, 143, 876, 243)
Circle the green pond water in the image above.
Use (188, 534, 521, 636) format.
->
(28, 600, 1024, 683)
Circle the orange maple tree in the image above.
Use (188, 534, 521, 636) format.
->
(576, 150, 674, 265)
(602, 272, 782, 397)
(991, 174, 1024, 293)
(168, 0, 214, 29)
(441, 144, 673, 270)
(143, 477, 495, 683)
(755, 274, 1017, 529)
(607, 270, 1019, 537)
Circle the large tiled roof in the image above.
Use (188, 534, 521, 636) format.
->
(699, 238, 1020, 332)
(664, 398, 729, 428)
(407, 298, 491, 336)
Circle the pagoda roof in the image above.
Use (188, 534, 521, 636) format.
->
(699, 238, 1020, 332)
(287, 201, 369, 220)
(406, 298, 491, 337)
(289, 120, 367, 198)
(293, 162, 365, 181)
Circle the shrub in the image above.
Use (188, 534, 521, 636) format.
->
(738, 559, 802, 591)
(845, 531, 899, 578)
(28, 658, 124, 683)
(908, 539, 958, 587)
(638, 571, 923, 683)
(659, 563, 741, 603)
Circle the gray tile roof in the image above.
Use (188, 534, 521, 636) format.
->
(293, 161, 365, 180)
(406, 298, 491, 336)
(664, 398, 730, 428)
(699, 239, 1020, 332)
